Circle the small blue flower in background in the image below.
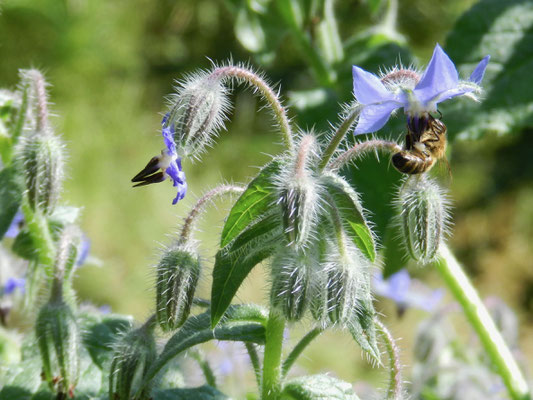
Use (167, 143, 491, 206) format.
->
(352, 43, 490, 135)
(373, 269, 443, 314)
(5, 211, 24, 238)
(3, 277, 25, 295)
(132, 114, 187, 205)
(76, 235, 91, 267)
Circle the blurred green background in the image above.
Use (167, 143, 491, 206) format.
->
(1, 0, 532, 395)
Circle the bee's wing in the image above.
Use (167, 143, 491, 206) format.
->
(132, 171, 166, 187)
(132, 156, 160, 182)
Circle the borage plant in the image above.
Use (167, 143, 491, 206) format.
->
(0, 44, 530, 400)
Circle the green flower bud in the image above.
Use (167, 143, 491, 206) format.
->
(36, 297, 80, 397)
(167, 71, 230, 158)
(18, 133, 64, 215)
(277, 135, 320, 249)
(397, 176, 450, 264)
(109, 318, 157, 400)
(270, 248, 311, 321)
(156, 244, 201, 331)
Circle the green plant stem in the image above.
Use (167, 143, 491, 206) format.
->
(275, 0, 336, 87)
(245, 342, 262, 390)
(281, 327, 322, 378)
(191, 350, 217, 388)
(375, 320, 403, 400)
(21, 200, 55, 268)
(436, 244, 531, 400)
(261, 310, 286, 400)
(319, 106, 362, 170)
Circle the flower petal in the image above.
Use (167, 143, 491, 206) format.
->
(353, 101, 400, 135)
(162, 125, 176, 154)
(352, 65, 396, 104)
(469, 55, 490, 84)
(414, 44, 459, 104)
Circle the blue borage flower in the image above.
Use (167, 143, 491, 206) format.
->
(5, 211, 24, 238)
(352, 44, 490, 135)
(132, 113, 187, 205)
(3, 277, 25, 295)
(373, 269, 443, 313)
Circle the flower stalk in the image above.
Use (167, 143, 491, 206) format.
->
(375, 319, 404, 400)
(328, 139, 401, 171)
(261, 310, 286, 400)
(210, 66, 294, 151)
(281, 327, 322, 378)
(436, 244, 531, 400)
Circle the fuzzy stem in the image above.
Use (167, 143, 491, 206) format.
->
(328, 140, 402, 170)
(275, 0, 336, 86)
(21, 199, 55, 268)
(375, 320, 403, 400)
(191, 350, 217, 388)
(436, 245, 531, 400)
(179, 184, 244, 243)
(281, 327, 322, 378)
(245, 342, 262, 390)
(261, 310, 286, 400)
(31, 70, 49, 133)
(319, 105, 362, 170)
(210, 66, 294, 150)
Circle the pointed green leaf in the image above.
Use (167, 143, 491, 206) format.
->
(322, 173, 376, 262)
(142, 306, 267, 391)
(221, 160, 281, 247)
(0, 165, 23, 240)
(282, 374, 360, 400)
(212, 212, 282, 326)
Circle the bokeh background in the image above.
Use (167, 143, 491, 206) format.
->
(1, 0, 532, 396)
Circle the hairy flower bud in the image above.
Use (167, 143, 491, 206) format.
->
(18, 133, 64, 214)
(109, 319, 157, 400)
(270, 248, 312, 321)
(396, 176, 450, 264)
(36, 297, 80, 397)
(277, 135, 320, 249)
(155, 244, 201, 331)
(166, 71, 230, 158)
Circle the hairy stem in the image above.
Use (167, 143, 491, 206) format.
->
(319, 105, 362, 170)
(375, 320, 403, 400)
(328, 139, 402, 170)
(261, 310, 286, 400)
(436, 244, 530, 400)
(281, 327, 322, 378)
(245, 342, 262, 390)
(211, 66, 294, 150)
(179, 184, 244, 243)
(191, 350, 217, 388)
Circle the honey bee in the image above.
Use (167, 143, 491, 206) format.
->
(392, 114, 447, 175)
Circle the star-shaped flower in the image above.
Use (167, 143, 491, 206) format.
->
(132, 114, 187, 205)
(352, 44, 490, 135)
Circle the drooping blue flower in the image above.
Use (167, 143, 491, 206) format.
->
(5, 211, 24, 238)
(132, 114, 187, 205)
(373, 269, 443, 313)
(352, 44, 490, 135)
(3, 277, 25, 295)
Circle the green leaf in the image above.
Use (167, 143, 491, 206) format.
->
(444, 0, 533, 140)
(0, 358, 42, 399)
(282, 374, 360, 400)
(221, 159, 281, 247)
(142, 306, 267, 391)
(322, 173, 376, 262)
(347, 299, 380, 363)
(78, 311, 133, 369)
(212, 213, 282, 326)
(236, 4, 267, 52)
(11, 229, 37, 260)
(153, 385, 230, 400)
(0, 165, 23, 240)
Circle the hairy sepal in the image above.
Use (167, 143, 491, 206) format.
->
(321, 173, 376, 262)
